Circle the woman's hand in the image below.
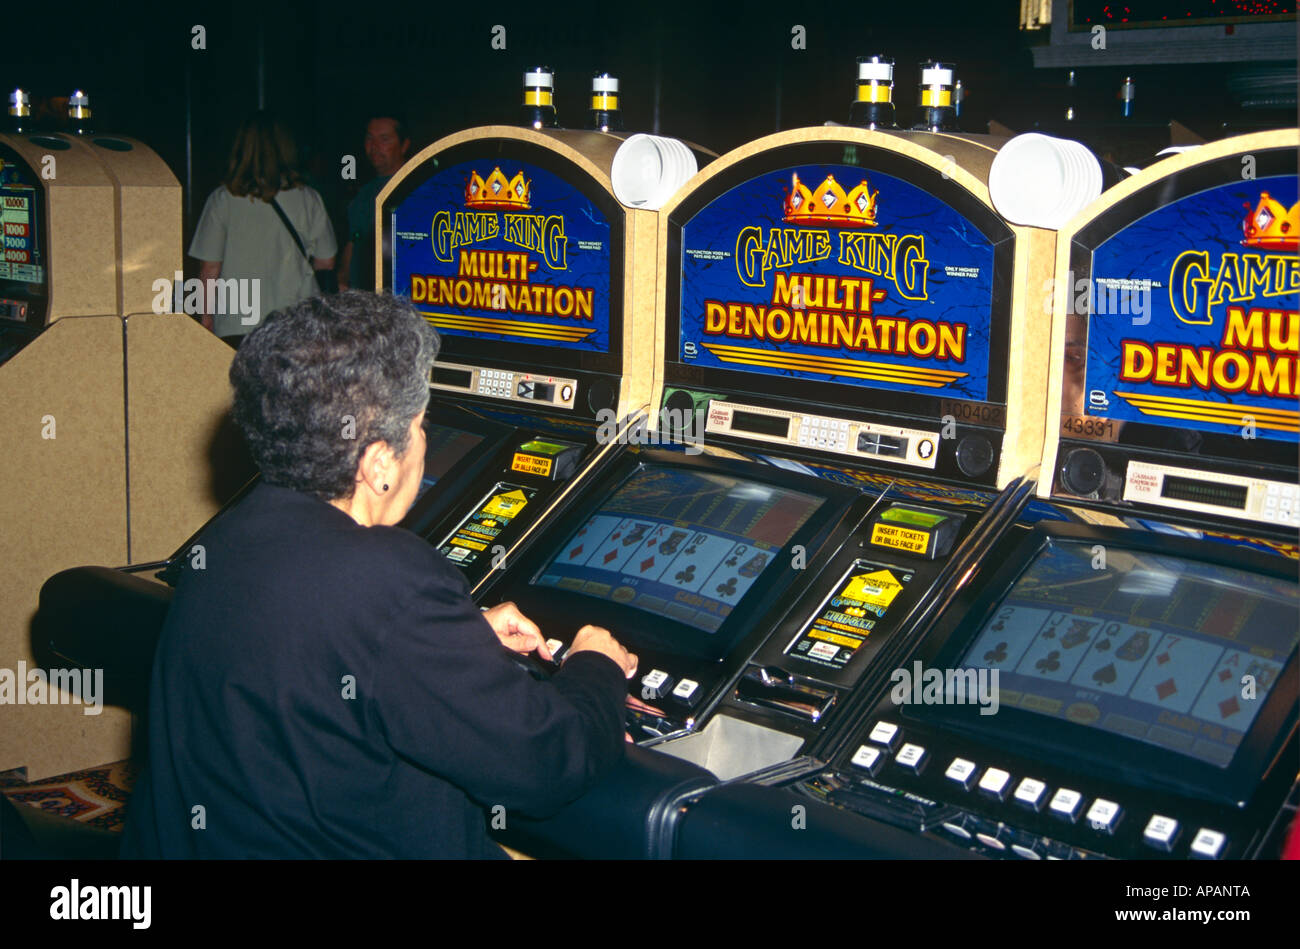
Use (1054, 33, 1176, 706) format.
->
(480, 601, 552, 661)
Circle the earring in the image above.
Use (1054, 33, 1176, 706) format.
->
(383, 484, 390, 492)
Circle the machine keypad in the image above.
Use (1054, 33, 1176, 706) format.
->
(944, 757, 977, 789)
(850, 744, 884, 775)
(1142, 814, 1180, 851)
(1049, 788, 1083, 822)
(671, 678, 700, 704)
(977, 767, 1011, 800)
(1013, 777, 1047, 811)
(1189, 828, 1227, 859)
(895, 743, 927, 772)
(640, 669, 674, 700)
(868, 721, 901, 749)
(1085, 798, 1122, 834)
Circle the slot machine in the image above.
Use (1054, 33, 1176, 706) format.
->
(474, 125, 1060, 789)
(373, 126, 676, 589)
(0, 129, 179, 362)
(779, 130, 1298, 860)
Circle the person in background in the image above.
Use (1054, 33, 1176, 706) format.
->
(338, 113, 411, 291)
(190, 112, 337, 347)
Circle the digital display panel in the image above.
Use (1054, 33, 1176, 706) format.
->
(1069, 173, 1298, 444)
(415, 422, 485, 500)
(0, 151, 45, 287)
(679, 163, 996, 401)
(535, 466, 824, 634)
(390, 158, 612, 354)
(955, 539, 1298, 768)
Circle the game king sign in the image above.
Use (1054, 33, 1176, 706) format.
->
(1084, 175, 1299, 442)
(390, 159, 613, 353)
(678, 163, 997, 401)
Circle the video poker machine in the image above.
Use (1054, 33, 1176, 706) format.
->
(0, 128, 179, 362)
(791, 130, 1299, 860)
(375, 126, 678, 591)
(473, 126, 1061, 781)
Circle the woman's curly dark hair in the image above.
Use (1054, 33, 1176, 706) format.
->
(230, 292, 440, 501)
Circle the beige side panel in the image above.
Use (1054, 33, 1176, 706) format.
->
(125, 312, 250, 565)
(70, 136, 182, 317)
(0, 315, 130, 778)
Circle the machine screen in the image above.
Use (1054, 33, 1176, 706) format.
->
(955, 539, 1298, 768)
(535, 466, 824, 636)
(1069, 173, 1298, 445)
(416, 422, 485, 500)
(0, 150, 46, 289)
(679, 162, 997, 401)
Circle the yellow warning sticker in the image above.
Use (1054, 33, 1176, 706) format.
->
(870, 522, 930, 554)
(842, 569, 904, 608)
(483, 489, 530, 519)
(450, 538, 487, 551)
(510, 453, 553, 477)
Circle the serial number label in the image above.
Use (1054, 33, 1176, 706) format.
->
(1061, 416, 1116, 439)
(939, 401, 1005, 426)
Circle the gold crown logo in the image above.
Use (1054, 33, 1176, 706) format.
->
(464, 167, 531, 210)
(783, 172, 878, 228)
(1241, 192, 1298, 252)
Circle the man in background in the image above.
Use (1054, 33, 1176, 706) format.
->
(338, 113, 411, 291)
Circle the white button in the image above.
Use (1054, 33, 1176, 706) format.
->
(1190, 828, 1227, 859)
(1266, 496, 1278, 508)
(1013, 777, 1047, 809)
(895, 743, 927, 771)
(560, 385, 573, 401)
(641, 669, 669, 689)
(1049, 788, 1083, 821)
(1143, 815, 1180, 850)
(1267, 483, 1279, 495)
(945, 758, 977, 788)
(1086, 798, 1122, 834)
(975, 833, 1006, 850)
(672, 679, 699, 701)
(868, 721, 900, 748)
(1011, 845, 1042, 860)
(941, 821, 971, 840)
(978, 767, 1011, 798)
(851, 745, 883, 771)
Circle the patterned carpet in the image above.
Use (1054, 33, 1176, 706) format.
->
(0, 761, 135, 833)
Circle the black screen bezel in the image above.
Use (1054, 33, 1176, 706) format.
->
(381, 137, 625, 378)
(664, 140, 1017, 422)
(912, 520, 1298, 805)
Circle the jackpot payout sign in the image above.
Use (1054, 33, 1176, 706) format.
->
(1085, 175, 1299, 441)
(390, 161, 612, 353)
(679, 164, 996, 401)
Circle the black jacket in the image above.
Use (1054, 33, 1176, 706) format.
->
(121, 483, 627, 858)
